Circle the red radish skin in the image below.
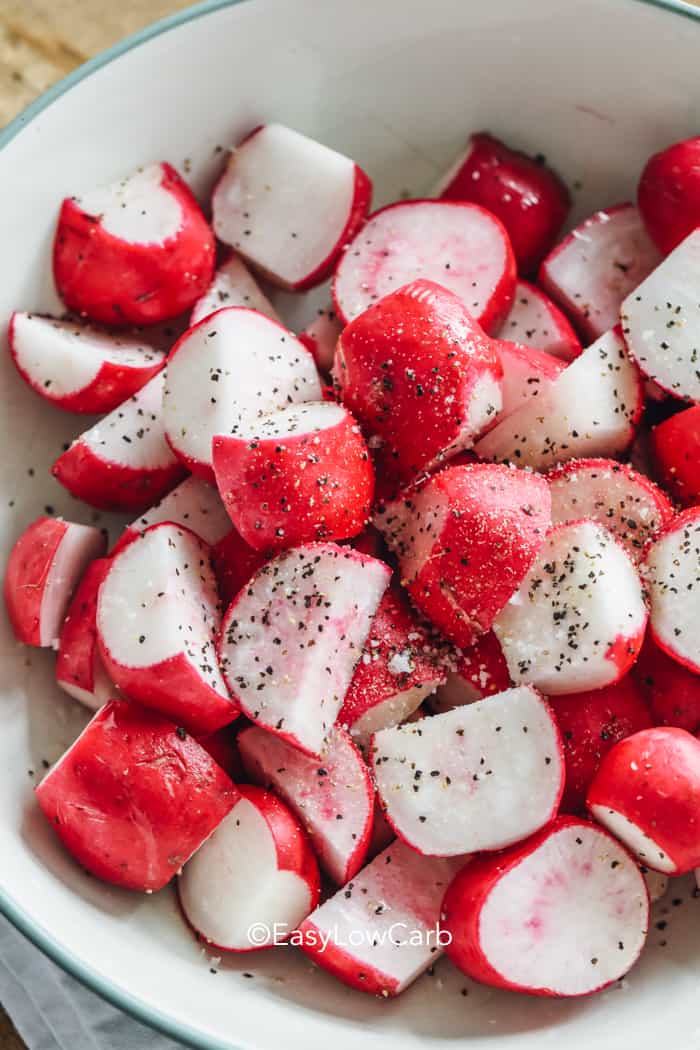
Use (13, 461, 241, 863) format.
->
(212, 124, 371, 291)
(430, 630, 511, 713)
(114, 475, 232, 554)
(53, 163, 214, 326)
(588, 727, 700, 875)
(238, 725, 373, 884)
(651, 404, 700, 506)
(333, 200, 516, 331)
(495, 339, 565, 418)
(190, 251, 280, 326)
(4, 516, 106, 648)
(496, 280, 581, 361)
(8, 313, 165, 414)
(211, 528, 267, 607)
(642, 507, 700, 675)
(634, 633, 700, 733)
(178, 784, 320, 951)
(56, 558, 114, 710)
(442, 815, 649, 997)
(195, 725, 243, 781)
(638, 136, 700, 255)
(436, 132, 570, 274)
(298, 305, 343, 373)
(35, 698, 237, 892)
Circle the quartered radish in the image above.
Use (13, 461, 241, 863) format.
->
(538, 203, 661, 340)
(51, 371, 185, 512)
(238, 724, 373, 884)
(333, 200, 516, 330)
(496, 280, 581, 360)
(178, 784, 320, 950)
(429, 630, 511, 713)
(634, 633, 700, 733)
(4, 516, 106, 648)
(442, 815, 649, 997)
(8, 313, 165, 414)
(97, 523, 237, 734)
(35, 698, 237, 892)
(162, 307, 321, 481)
(493, 520, 647, 694)
(496, 339, 565, 417)
(298, 305, 343, 373)
(588, 727, 700, 875)
(212, 123, 371, 291)
(298, 838, 468, 997)
(53, 162, 214, 325)
(651, 404, 700, 506)
(114, 475, 232, 553)
(56, 558, 114, 710)
(475, 327, 643, 470)
(642, 507, 700, 674)
(218, 543, 390, 757)
(190, 251, 280, 325)
(638, 136, 700, 255)
(210, 528, 267, 606)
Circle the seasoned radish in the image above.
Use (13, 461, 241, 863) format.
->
(430, 631, 510, 713)
(218, 543, 390, 756)
(371, 686, 563, 856)
(238, 725, 373, 884)
(51, 371, 185, 512)
(97, 523, 237, 734)
(442, 815, 649, 997)
(212, 123, 371, 291)
(634, 633, 700, 732)
(298, 838, 467, 997)
(35, 698, 237, 891)
(8, 313, 165, 414)
(651, 404, 700, 506)
(190, 252, 280, 325)
(162, 307, 321, 481)
(436, 131, 569, 274)
(475, 327, 643, 469)
(588, 727, 700, 875)
(493, 520, 647, 694)
(638, 136, 700, 255)
(375, 463, 551, 649)
(196, 725, 242, 781)
(211, 528, 267, 606)
(620, 229, 700, 402)
(212, 402, 374, 551)
(496, 280, 581, 361)
(4, 516, 106, 648)
(547, 458, 673, 562)
(335, 280, 502, 489)
(298, 305, 343, 373)
(56, 559, 114, 710)
(178, 784, 320, 950)
(115, 475, 231, 553)
(338, 589, 446, 747)
(538, 203, 661, 340)
(496, 340, 565, 417)
(642, 508, 700, 674)
(641, 866, 668, 903)
(53, 162, 214, 325)
(333, 200, 516, 330)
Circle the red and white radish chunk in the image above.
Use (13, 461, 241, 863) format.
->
(641, 866, 668, 903)
(496, 339, 565, 418)
(211, 528, 267, 607)
(4, 516, 106, 647)
(115, 475, 231, 553)
(371, 685, 563, 856)
(442, 815, 649, 997)
(651, 404, 700, 507)
(642, 507, 700, 674)
(212, 123, 371, 291)
(218, 543, 390, 756)
(97, 523, 237, 734)
(298, 305, 343, 373)
(190, 251, 280, 325)
(56, 558, 114, 710)
(178, 784, 320, 950)
(634, 633, 700, 733)
(430, 630, 511, 713)
(35, 698, 237, 891)
(638, 136, 700, 256)
(496, 280, 581, 361)
(53, 162, 214, 325)
(493, 520, 647, 694)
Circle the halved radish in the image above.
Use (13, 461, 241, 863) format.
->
(620, 229, 700, 402)
(375, 463, 551, 649)
(337, 589, 446, 747)
(178, 784, 320, 951)
(211, 528, 267, 606)
(475, 327, 643, 470)
(333, 200, 516, 330)
(212, 123, 371, 291)
(97, 523, 237, 734)
(634, 633, 700, 732)
(298, 305, 343, 373)
(496, 339, 565, 417)
(429, 631, 511, 713)
(8, 313, 165, 414)
(642, 507, 700, 674)
(114, 475, 232, 553)
(588, 727, 700, 875)
(641, 866, 668, 903)
(493, 520, 647, 694)
(538, 203, 661, 340)
(335, 280, 502, 489)
(298, 838, 467, 997)
(547, 458, 673, 563)
(56, 558, 114, 710)
(638, 136, 700, 255)
(53, 162, 214, 325)
(51, 371, 185, 512)
(212, 402, 373, 550)
(162, 307, 321, 481)
(371, 685, 563, 856)
(238, 724, 373, 884)
(496, 280, 581, 360)
(651, 404, 700, 506)
(4, 516, 106, 647)
(190, 251, 280, 325)
(218, 543, 390, 757)
(442, 814, 649, 997)
(35, 698, 237, 891)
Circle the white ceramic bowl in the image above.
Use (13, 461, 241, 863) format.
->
(2, 1, 700, 1047)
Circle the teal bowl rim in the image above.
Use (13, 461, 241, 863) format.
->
(0, 0, 698, 1047)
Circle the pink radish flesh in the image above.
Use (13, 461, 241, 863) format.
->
(298, 305, 343, 373)
(496, 280, 581, 360)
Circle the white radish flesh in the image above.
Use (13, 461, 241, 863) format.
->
(643, 509, 700, 674)
(190, 253, 280, 325)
